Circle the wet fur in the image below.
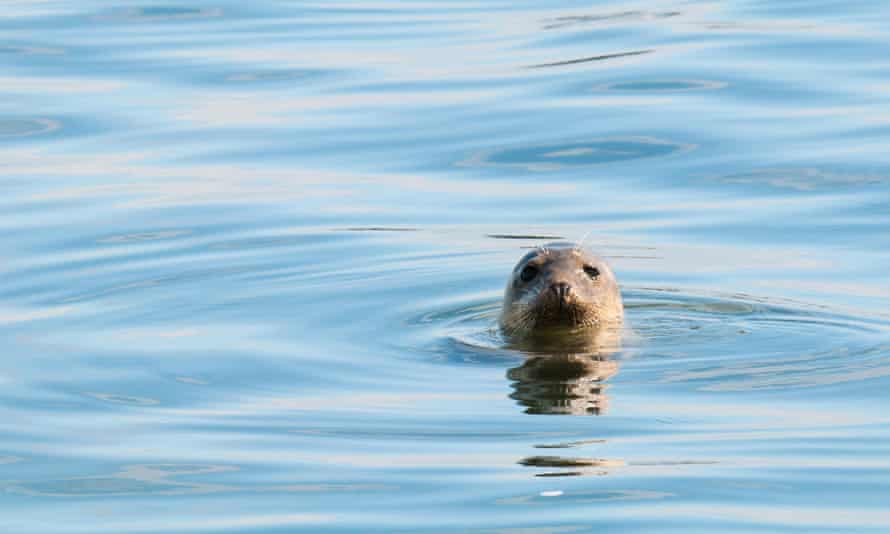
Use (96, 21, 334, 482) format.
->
(499, 242, 623, 339)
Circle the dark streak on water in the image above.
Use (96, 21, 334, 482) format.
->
(487, 234, 564, 240)
(526, 49, 654, 69)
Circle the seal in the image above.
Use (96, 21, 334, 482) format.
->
(499, 242, 623, 340)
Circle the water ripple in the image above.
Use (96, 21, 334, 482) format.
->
(86, 392, 160, 406)
(97, 6, 224, 23)
(542, 10, 683, 30)
(461, 137, 694, 171)
(2, 0, 890, 530)
(7, 463, 388, 497)
(416, 287, 890, 410)
(0, 118, 61, 139)
(594, 80, 727, 93)
(497, 489, 673, 505)
(714, 167, 890, 191)
(0, 44, 64, 56)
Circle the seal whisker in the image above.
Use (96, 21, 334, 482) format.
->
(577, 230, 594, 251)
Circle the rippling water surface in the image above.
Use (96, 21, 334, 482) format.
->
(3, 0, 890, 532)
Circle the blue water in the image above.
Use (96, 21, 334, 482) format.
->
(2, 1, 890, 532)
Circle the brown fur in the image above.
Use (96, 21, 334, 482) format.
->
(499, 242, 623, 340)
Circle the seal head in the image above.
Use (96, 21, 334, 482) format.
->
(499, 242, 623, 339)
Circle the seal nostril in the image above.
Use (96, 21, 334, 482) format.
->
(550, 282, 571, 301)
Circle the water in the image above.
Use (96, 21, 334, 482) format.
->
(2, 0, 890, 532)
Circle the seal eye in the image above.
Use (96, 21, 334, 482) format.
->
(519, 265, 538, 283)
(584, 265, 600, 280)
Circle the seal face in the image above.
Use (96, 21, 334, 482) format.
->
(499, 242, 623, 339)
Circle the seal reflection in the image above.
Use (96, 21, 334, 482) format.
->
(508, 353, 618, 415)
(505, 328, 625, 478)
(506, 326, 622, 416)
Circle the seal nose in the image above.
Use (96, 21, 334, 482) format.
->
(550, 282, 572, 302)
